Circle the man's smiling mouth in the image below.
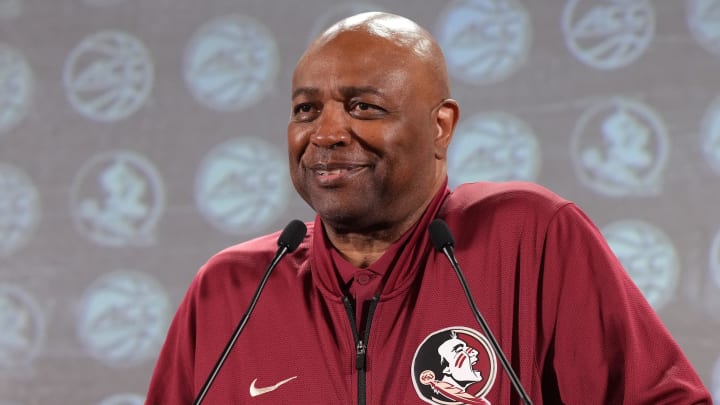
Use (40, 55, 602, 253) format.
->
(310, 163, 369, 183)
(316, 166, 362, 176)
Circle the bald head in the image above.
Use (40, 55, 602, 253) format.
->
(298, 12, 451, 101)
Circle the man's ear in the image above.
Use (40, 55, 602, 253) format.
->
(434, 99, 460, 159)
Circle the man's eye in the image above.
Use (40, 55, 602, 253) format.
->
(294, 103, 314, 114)
(350, 102, 385, 116)
(355, 102, 380, 111)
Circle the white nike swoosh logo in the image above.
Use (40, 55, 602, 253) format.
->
(249, 376, 298, 397)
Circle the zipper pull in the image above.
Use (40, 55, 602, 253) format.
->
(356, 340, 366, 370)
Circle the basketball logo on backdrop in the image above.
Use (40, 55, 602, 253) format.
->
(82, 0, 128, 7)
(97, 393, 145, 405)
(0, 44, 33, 135)
(447, 112, 540, 188)
(435, 0, 531, 85)
(195, 137, 289, 235)
(0, 284, 46, 371)
(710, 228, 720, 290)
(184, 15, 279, 111)
(0, 0, 22, 20)
(562, 0, 655, 70)
(412, 327, 497, 404)
(601, 220, 679, 311)
(0, 163, 40, 258)
(687, 0, 720, 57)
(712, 354, 720, 402)
(570, 97, 668, 197)
(76, 271, 169, 368)
(700, 96, 720, 175)
(63, 31, 153, 122)
(70, 150, 165, 247)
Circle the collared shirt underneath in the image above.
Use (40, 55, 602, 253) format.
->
(330, 229, 413, 331)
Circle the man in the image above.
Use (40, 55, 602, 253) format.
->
(145, 12, 712, 404)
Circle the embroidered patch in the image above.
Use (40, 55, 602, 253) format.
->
(411, 327, 497, 404)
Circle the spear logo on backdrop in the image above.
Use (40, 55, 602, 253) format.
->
(71, 150, 165, 247)
(570, 97, 668, 197)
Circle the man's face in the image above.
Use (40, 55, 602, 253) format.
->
(287, 31, 445, 231)
(437, 336, 483, 385)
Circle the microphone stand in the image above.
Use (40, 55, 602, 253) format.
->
(438, 243, 533, 405)
(430, 218, 533, 405)
(193, 220, 306, 405)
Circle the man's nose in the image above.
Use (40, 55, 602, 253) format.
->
(310, 103, 350, 148)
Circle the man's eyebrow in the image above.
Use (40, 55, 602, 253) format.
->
(292, 87, 320, 99)
(339, 86, 383, 97)
(291, 86, 384, 99)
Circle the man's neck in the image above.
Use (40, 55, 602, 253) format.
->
(324, 229, 397, 268)
(323, 208, 425, 268)
(320, 177, 447, 268)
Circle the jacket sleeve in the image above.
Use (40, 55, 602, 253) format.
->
(144, 275, 200, 405)
(540, 204, 712, 404)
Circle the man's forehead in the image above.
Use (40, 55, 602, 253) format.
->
(321, 12, 424, 43)
(307, 30, 407, 61)
(292, 44, 410, 90)
(309, 12, 434, 60)
(292, 12, 448, 101)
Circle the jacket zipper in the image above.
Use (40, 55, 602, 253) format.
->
(342, 295, 379, 405)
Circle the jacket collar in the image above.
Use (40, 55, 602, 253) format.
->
(309, 179, 450, 300)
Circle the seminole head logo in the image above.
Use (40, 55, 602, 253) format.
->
(412, 327, 497, 405)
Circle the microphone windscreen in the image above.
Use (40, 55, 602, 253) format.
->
(428, 218, 455, 251)
(277, 219, 307, 252)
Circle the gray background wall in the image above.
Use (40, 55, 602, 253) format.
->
(0, 0, 719, 403)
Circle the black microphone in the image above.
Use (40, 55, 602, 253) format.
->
(428, 218, 533, 405)
(193, 219, 307, 405)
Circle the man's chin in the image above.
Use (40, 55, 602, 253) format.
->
(319, 210, 370, 230)
(317, 209, 391, 234)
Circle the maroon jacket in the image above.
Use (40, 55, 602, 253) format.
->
(145, 181, 711, 404)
